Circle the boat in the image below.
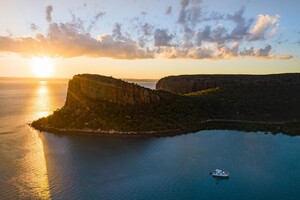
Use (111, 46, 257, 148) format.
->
(211, 169, 229, 178)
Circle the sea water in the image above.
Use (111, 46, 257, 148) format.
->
(1, 78, 300, 200)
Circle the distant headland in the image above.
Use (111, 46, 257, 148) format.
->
(31, 73, 300, 137)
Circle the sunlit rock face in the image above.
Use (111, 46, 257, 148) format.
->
(66, 74, 161, 105)
(156, 74, 300, 94)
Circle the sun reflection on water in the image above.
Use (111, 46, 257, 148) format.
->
(17, 130, 52, 199)
(39, 80, 47, 85)
(38, 87, 48, 94)
(34, 81, 51, 119)
(1, 79, 68, 199)
(15, 80, 54, 199)
(17, 80, 56, 198)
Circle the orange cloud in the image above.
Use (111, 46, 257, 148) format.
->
(249, 15, 280, 41)
(0, 4, 293, 60)
(0, 23, 153, 59)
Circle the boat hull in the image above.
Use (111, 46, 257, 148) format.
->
(212, 174, 229, 178)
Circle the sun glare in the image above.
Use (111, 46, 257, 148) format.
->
(31, 57, 54, 78)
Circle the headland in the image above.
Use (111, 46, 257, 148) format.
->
(31, 73, 300, 137)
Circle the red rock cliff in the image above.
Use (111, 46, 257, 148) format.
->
(66, 74, 161, 105)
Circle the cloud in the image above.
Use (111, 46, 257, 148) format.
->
(257, 44, 272, 56)
(176, 0, 204, 45)
(0, 3, 293, 61)
(141, 23, 154, 36)
(97, 34, 154, 59)
(46, 5, 53, 23)
(196, 25, 211, 45)
(178, 0, 190, 24)
(215, 43, 239, 58)
(240, 45, 271, 57)
(269, 23, 279, 38)
(177, 0, 203, 25)
(138, 23, 154, 47)
(95, 12, 105, 19)
(87, 11, 105, 32)
(0, 36, 40, 56)
(189, 3, 202, 26)
(196, 7, 253, 45)
(156, 42, 264, 60)
(196, 25, 229, 45)
(156, 43, 291, 60)
(165, 6, 172, 15)
(156, 46, 213, 59)
(46, 20, 152, 59)
(6, 29, 13, 37)
(276, 54, 293, 60)
(112, 23, 122, 39)
(30, 23, 39, 31)
(227, 7, 253, 41)
(0, 22, 153, 59)
(238, 44, 290, 59)
(248, 15, 280, 41)
(177, 5, 288, 60)
(141, 11, 147, 16)
(154, 29, 174, 46)
(67, 11, 86, 33)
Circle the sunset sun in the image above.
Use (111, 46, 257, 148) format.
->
(31, 57, 54, 78)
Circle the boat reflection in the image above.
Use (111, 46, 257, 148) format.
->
(213, 176, 230, 185)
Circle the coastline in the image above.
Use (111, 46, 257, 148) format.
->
(30, 74, 300, 138)
(30, 119, 300, 137)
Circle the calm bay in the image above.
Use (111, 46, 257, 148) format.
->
(1, 78, 300, 199)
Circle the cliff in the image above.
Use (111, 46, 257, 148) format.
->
(66, 74, 161, 105)
(156, 73, 300, 94)
(31, 73, 300, 137)
(32, 74, 185, 135)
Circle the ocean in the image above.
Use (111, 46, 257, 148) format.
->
(1, 78, 300, 200)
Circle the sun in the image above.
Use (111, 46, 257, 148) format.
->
(31, 57, 54, 78)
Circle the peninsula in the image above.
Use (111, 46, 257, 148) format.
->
(31, 73, 300, 137)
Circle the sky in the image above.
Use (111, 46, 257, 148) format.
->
(0, 0, 299, 79)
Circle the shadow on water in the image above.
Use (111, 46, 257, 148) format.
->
(39, 131, 157, 199)
(212, 177, 230, 185)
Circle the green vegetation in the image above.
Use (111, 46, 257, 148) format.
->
(31, 74, 300, 137)
(185, 87, 220, 96)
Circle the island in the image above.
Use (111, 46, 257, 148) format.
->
(31, 73, 300, 137)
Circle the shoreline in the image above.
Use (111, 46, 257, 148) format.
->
(29, 124, 183, 137)
(30, 119, 300, 137)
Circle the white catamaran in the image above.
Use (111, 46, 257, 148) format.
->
(211, 169, 229, 178)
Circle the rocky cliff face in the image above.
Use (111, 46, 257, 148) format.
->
(66, 74, 161, 105)
(156, 74, 300, 94)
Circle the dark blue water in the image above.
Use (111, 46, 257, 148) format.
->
(1, 78, 300, 199)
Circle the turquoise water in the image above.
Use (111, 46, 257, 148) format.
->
(1, 78, 300, 199)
